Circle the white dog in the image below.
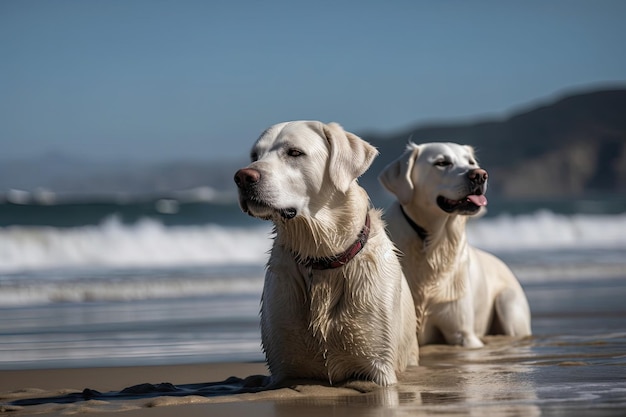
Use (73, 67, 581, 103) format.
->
(234, 121, 418, 386)
(379, 142, 531, 348)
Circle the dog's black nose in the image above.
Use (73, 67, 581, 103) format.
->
(467, 168, 488, 185)
(234, 168, 261, 188)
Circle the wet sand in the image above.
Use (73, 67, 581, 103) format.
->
(2, 277, 625, 416)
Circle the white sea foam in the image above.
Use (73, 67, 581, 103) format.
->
(0, 211, 626, 306)
(0, 274, 265, 306)
(0, 215, 272, 273)
(0, 211, 625, 306)
(467, 210, 626, 251)
(1, 211, 625, 274)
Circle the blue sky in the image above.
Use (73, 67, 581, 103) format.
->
(2, 0, 625, 161)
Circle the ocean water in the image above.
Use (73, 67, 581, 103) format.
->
(1, 197, 625, 370)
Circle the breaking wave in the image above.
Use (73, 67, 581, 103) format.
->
(1, 211, 625, 274)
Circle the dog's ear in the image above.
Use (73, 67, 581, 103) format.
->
(323, 122, 378, 193)
(378, 144, 419, 205)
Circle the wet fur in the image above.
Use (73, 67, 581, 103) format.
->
(379, 142, 532, 348)
(236, 121, 418, 385)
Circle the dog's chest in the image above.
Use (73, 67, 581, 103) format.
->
(266, 249, 375, 356)
(303, 269, 368, 352)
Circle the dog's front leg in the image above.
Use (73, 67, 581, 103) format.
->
(436, 296, 484, 348)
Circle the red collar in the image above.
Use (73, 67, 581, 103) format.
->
(300, 213, 371, 270)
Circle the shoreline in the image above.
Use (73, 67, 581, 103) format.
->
(2, 277, 625, 415)
(2, 331, 626, 416)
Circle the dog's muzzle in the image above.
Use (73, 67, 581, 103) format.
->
(234, 168, 297, 219)
(437, 168, 489, 214)
(468, 168, 488, 191)
(234, 167, 260, 190)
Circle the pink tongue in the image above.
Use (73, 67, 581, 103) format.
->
(467, 194, 488, 206)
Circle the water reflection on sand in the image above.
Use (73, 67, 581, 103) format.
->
(272, 331, 625, 417)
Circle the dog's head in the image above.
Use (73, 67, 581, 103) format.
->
(234, 121, 378, 221)
(379, 142, 488, 216)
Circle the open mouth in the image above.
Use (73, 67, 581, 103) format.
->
(437, 194, 488, 214)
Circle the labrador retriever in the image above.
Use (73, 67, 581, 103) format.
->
(379, 142, 531, 348)
(234, 121, 418, 386)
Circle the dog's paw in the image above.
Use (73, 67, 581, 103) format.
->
(463, 334, 484, 348)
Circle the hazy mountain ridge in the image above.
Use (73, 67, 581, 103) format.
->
(2, 87, 625, 204)
(362, 87, 626, 201)
(0, 153, 248, 202)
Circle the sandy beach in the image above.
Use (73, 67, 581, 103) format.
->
(1, 335, 625, 416)
(2, 276, 626, 416)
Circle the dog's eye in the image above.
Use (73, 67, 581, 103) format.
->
(250, 152, 258, 162)
(287, 149, 304, 157)
(434, 160, 452, 168)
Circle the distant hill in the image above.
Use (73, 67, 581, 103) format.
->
(1, 87, 625, 205)
(360, 88, 626, 203)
